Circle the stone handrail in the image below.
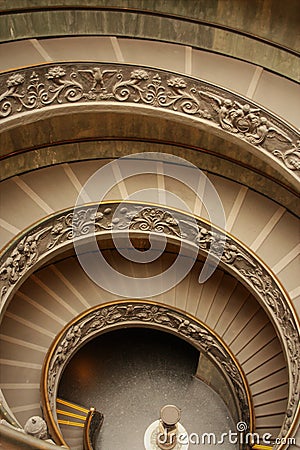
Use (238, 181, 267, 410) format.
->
(0, 424, 68, 449)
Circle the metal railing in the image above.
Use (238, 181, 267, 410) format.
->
(56, 398, 103, 450)
(83, 408, 104, 450)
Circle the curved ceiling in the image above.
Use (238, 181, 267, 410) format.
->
(2, 0, 299, 52)
(0, 0, 299, 81)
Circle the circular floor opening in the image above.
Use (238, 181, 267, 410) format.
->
(58, 327, 237, 449)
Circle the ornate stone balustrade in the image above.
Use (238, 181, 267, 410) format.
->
(0, 202, 299, 447)
(0, 63, 299, 181)
(42, 300, 252, 447)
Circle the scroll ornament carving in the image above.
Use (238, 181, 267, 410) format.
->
(24, 416, 48, 440)
(127, 207, 181, 236)
(0, 64, 299, 173)
(48, 207, 112, 249)
(0, 207, 112, 299)
(0, 204, 254, 300)
(200, 91, 292, 144)
(46, 302, 250, 427)
(0, 69, 83, 116)
(0, 228, 51, 298)
(273, 140, 300, 171)
(0, 203, 299, 441)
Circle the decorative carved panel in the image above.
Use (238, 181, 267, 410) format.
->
(0, 64, 299, 177)
(43, 301, 252, 435)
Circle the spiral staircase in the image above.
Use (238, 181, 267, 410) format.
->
(0, 2, 299, 450)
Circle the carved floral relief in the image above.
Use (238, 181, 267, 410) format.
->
(0, 64, 299, 174)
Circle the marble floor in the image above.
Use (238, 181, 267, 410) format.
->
(59, 328, 238, 450)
